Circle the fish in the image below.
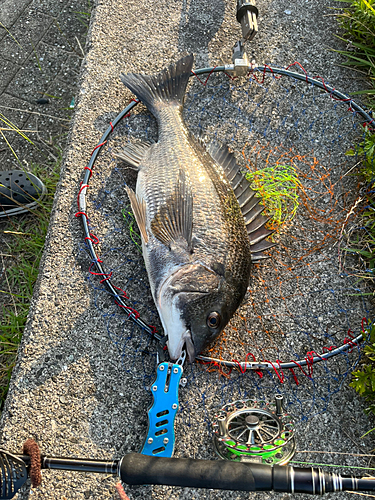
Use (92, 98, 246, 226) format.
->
(118, 54, 273, 361)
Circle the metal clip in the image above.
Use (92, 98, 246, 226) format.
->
(176, 349, 186, 367)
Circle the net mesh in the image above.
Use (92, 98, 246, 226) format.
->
(78, 67, 373, 425)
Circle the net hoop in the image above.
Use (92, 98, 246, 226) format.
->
(77, 64, 372, 371)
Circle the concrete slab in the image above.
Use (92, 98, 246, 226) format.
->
(0, 0, 32, 31)
(0, 59, 21, 94)
(1, 0, 374, 499)
(0, 7, 53, 65)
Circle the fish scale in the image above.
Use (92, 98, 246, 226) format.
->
(139, 109, 230, 264)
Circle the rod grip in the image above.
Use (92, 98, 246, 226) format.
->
(119, 454, 280, 491)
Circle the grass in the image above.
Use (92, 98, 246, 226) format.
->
(344, 128, 375, 287)
(0, 1, 92, 409)
(334, 0, 375, 100)
(334, 0, 375, 425)
(334, 0, 375, 280)
(122, 208, 143, 252)
(0, 160, 60, 409)
(350, 321, 375, 416)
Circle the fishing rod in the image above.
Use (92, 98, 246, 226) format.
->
(2, 441, 375, 499)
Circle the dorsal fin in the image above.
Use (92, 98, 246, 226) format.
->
(207, 141, 274, 260)
(249, 239, 276, 262)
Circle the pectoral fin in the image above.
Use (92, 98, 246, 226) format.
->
(151, 170, 193, 249)
(115, 141, 151, 170)
(125, 186, 149, 244)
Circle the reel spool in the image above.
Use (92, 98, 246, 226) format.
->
(213, 395, 295, 465)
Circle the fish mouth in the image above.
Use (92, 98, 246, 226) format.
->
(167, 329, 195, 362)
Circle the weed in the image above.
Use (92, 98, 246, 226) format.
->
(334, 0, 375, 420)
(344, 200, 375, 288)
(346, 126, 375, 182)
(122, 208, 142, 253)
(0, 22, 22, 48)
(74, 1, 92, 34)
(351, 321, 375, 416)
(335, 0, 375, 48)
(31, 41, 42, 72)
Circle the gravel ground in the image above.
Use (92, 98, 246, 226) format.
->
(1, 0, 375, 499)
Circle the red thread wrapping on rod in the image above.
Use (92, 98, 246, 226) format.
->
(252, 64, 282, 84)
(264, 359, 284, 383)
(362, 317, 368, 332)
(84, 166, 93, 179)
(113, 285, 129, 300)
(148, 325, 158, 336)
(85, 233, 99, 244)
(90, 141, 107, 157)
(75, 211, 89, 221)
(323, 345, 337, 352)
(290, 359, 310, 378)
(344, 329, 359, 353)
(115, 301, 141, 319)
(232, 352, 263, 377)
(289, 368, 299, 385)
(284, 61, 308, 82)
(233, 358, 246, 374)
(88, 262, 113, 283)
(77, 184, 89, 209)
(191, 66, 217, 86)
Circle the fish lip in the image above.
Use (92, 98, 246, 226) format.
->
(171, 289, 209, 296)
(167, 329, 194, 361)
(158, 261, 218, 299)
(184, 331, 196, 362)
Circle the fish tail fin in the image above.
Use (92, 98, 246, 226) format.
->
(120, 54, 194, 116)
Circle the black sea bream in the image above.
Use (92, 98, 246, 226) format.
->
(118, 55, 273, 361)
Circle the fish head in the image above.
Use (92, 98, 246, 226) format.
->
(158, 262, 246, 361)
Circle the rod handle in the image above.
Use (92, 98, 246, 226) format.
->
(119, 455, 375, 494)
(119, 454, 275, 491)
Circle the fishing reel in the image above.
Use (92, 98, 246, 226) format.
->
(212, 395, 296, 465)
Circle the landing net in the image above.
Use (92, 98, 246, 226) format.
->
(76, 65, 374, 425)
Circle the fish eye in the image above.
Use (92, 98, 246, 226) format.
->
(207, 312, 221, 329)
